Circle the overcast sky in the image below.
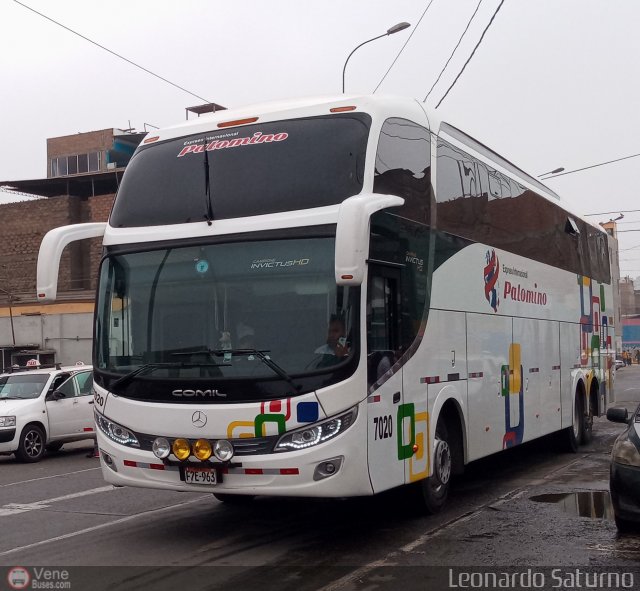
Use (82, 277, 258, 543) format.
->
(2, 0, 639, 276)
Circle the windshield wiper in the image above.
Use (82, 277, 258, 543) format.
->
(203, 141, 214, 225)
(110, 361, 229, 389)
(0, 396, 24, 400)
(173, 348, 302, 391)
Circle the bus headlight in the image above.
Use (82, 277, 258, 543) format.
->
(274, 407, 358, 452)
(152, 437, 171, 459)
(213, 439, 234, 461)
(95, 412, 139, 447)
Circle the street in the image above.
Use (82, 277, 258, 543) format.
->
(1, 367, 640, 591)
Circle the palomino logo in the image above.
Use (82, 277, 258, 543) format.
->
(483, 249, 500, 312)
(172, 389, 227, 398)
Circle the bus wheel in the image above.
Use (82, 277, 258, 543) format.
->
(16, 425, 46, 463)
(213, 493, 255, 504)
(559, 394, 584, 453)
(418, 417, 453, 514)
(581, 393, 594, 445)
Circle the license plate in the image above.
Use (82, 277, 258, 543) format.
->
(184, 466, 217, 485)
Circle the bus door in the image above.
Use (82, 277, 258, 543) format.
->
(366, 264, 405, 493)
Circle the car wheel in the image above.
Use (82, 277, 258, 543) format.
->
(46, 442, 64, 453)
(213, 493, 255, 504)
(15, 425, 46, 463)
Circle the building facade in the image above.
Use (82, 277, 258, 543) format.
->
(0, 128, 143, 367)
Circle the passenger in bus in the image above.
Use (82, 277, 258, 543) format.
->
(314, 315, 349, 366)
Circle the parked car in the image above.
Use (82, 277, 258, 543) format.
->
(0, 363, 94, 462)
(615, 358, 626, 370)
(607, 404, 640, 531)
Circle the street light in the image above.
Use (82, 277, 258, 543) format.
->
(342, 22, 411, 93)
(538, 167, 565, 178)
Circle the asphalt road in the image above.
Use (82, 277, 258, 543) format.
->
(1, 367, 640, 591)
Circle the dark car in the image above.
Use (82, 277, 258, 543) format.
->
(607, 404, 640, 531)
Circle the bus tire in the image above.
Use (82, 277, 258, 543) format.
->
(15, 424, 46, 463)
(417, 416, 453, 514)
(582, 388, 595, 445)
(213, 493, 255, 504)
(559, 393, 584, 453)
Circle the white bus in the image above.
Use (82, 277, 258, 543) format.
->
(37, 95, 614, 511)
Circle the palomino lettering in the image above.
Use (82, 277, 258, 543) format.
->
(503, 281, 548, 306)
(177, 132, 289, 157)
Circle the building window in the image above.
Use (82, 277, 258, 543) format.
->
(50, 152, 102, 177)
(78, 153, 88, 174)
(88, 152, 99, 172)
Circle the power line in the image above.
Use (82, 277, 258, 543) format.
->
(423, 0, 484, 103)
(13, 0, 211, 104)
(435, 0, 506, 109)
(584, 209, 640, 216)
(541, 152, 640, 180)
(373, 0, 436, 94)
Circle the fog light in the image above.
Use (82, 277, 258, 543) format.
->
(193, 439, 212, 461)
(172, 438, 191, 461)
(313, 456, 344, 481)
(152, 437, 171, 459)
(101, 451, 117, 472)
(213, 439, 234, 461)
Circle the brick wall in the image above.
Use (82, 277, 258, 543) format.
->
(47, 129, 114, 160)
(0, 193, 115, 303)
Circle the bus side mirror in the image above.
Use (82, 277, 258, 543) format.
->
(335, 193, 404, 286)
(37, 222, 107, 302)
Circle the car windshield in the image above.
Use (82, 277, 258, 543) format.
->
(0, 374, 48, 399)
(95, 236, 359, 400)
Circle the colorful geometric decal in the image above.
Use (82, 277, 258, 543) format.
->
(396, 402, 429, 481)
(408, 409, 429, 482)
(227, 397, 320, 439)
(254, 413, 287, 436)
(397, 403, 415, 460)
(501, 343, 524, 449)
(296, 401, 319, 423)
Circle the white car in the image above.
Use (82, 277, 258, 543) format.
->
(0, 364, 94, 462)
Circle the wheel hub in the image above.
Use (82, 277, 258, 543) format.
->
(434, 439, 452, 485)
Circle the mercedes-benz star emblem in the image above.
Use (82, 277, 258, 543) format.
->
(192, 410, 207, 428)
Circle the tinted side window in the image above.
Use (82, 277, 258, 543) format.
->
(435, 138, 610, 283)
(374, 118, 432, 225)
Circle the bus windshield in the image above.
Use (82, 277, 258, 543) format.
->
(95, 236, 359, 401)
(110, 113, 371, 227)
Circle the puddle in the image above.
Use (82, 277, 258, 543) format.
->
(530, 491, 614, 520)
